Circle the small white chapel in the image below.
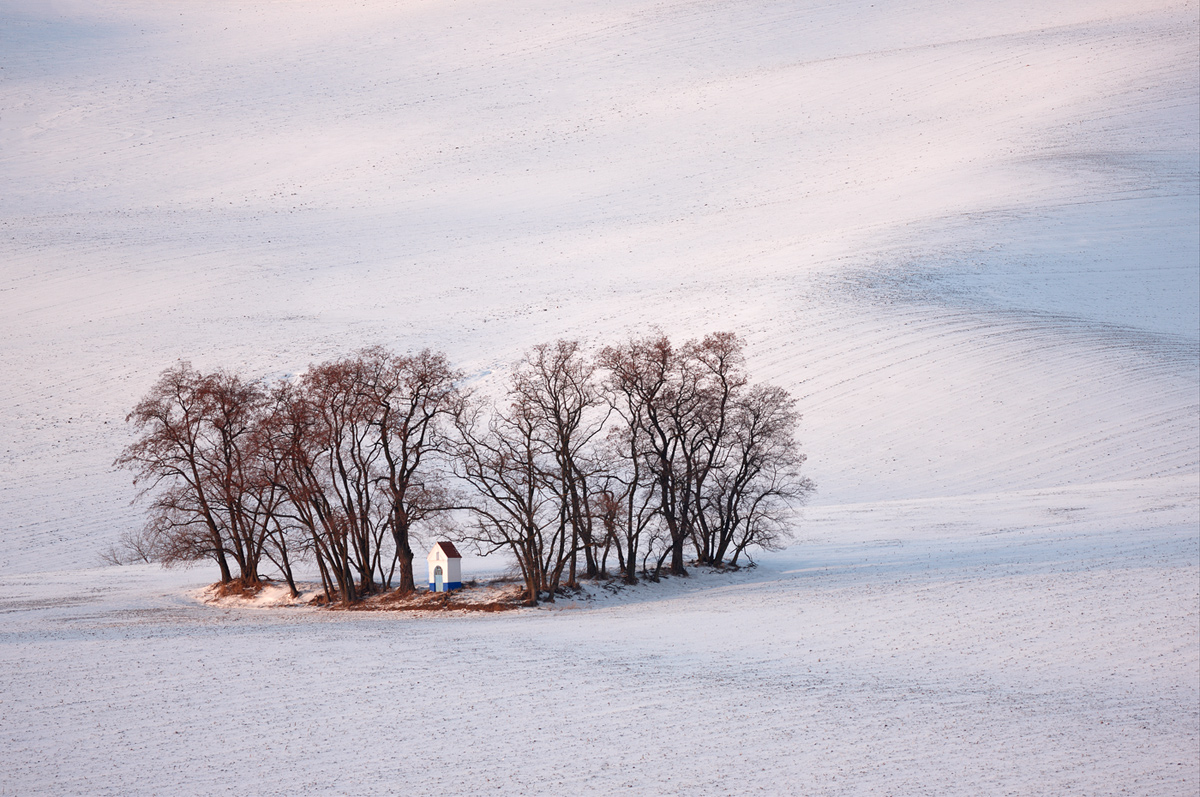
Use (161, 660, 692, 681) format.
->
(427, 541, 463, 592)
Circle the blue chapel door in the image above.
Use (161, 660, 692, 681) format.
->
(434, 565, 443, 592)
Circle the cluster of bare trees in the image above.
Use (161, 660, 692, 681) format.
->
(114, 348, 460, 604)
(116, 333, 813, 606)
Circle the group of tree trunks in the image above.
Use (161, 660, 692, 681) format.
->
(116, 333, 813, 606)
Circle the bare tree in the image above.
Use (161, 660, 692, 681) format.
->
(452, 342, 614, 602)
(359, 347, 462, 594)
(302, 358, 388, 595)
(510, 340, 609, 585)
(252, 418, 303, 598)
(591, 408, 659, 585)
(259, 380, 358, 604)
(600, 332, 811, 575)
(599, 333, 702, 576)
(452, 393, 559, 605)
(681, 333, 748, 565)
(115, 363, 272, 586)
(703, 384, 813, 565)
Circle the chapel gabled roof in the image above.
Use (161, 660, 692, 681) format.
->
(434, 540, 461, 559)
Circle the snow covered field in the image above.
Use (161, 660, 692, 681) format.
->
(1, 0, 1196, 793)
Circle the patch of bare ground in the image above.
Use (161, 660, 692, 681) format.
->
(208, 580, 265, 600)
(350, 583, 524, 612)
(195, 567, 756, 612)
(196, 579, 527, 612)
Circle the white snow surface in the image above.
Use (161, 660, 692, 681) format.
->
(1, 0, 1197, 794)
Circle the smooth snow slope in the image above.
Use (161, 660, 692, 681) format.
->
(1, 0, 1195, 572)
(1, 482, 1196, 795)
(0, 0, 1197, 794)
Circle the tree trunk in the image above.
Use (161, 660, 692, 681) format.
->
(669, 535, 688, 576)
(394, 542, 416, 593)
(215, 546, 234, 584)
(278, 541, 299, 598)
(392, 511, 416, 593)
(567, 522, 578, 588)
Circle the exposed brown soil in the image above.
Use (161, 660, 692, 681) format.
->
(345, 587, 523, 613)
(210, 579, 265, 600)
(256, 582, 527, 613)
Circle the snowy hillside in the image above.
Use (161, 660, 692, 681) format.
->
(2, 0, 1196, 572)
(0, 0, 1196, 793)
